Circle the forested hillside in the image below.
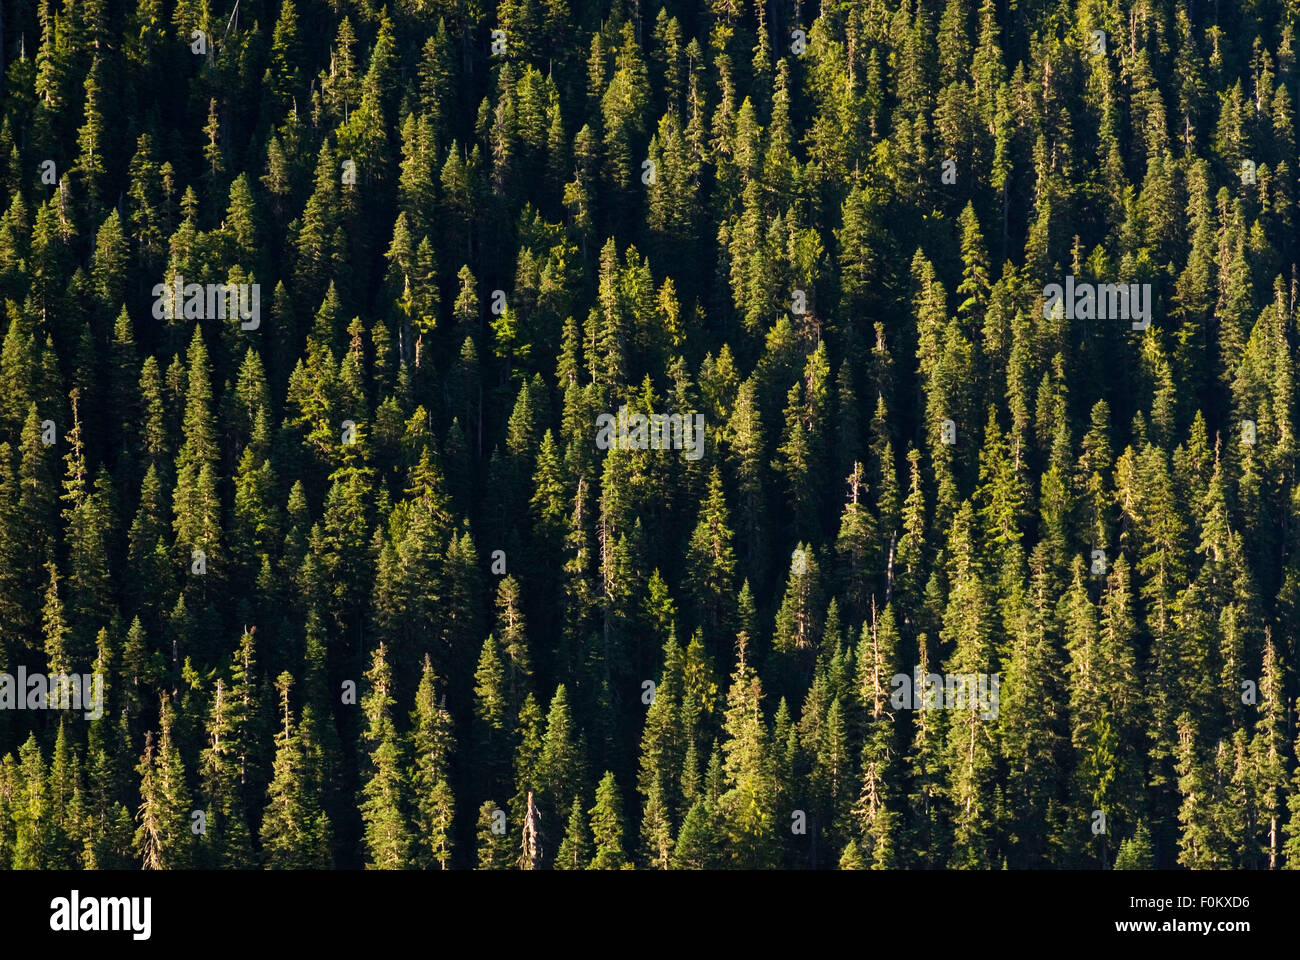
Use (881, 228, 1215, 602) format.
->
(1, 0, 1300, 870)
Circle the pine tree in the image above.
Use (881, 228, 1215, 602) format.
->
(685, 466, 736, 641)
(198, 678, 254, 868)
(555, 796, 593, 870)
(1250, 633, 1288, 869)
(538, 685, 583, 829)
(494, 576, 532, 715)
(941, 503, 998, 868)
(717, 636, 778, 868)
(855, 605, 901, 869)
(473, 634, 511, 800)
(475, 800, 514, 870)
(588, 771, 629, 870)
(359, 644, 411, 869)
(1113, 823, 1155, 870)
(12, 734, 50, 869)
(409, 655, 455, 870)
(134, 700, 193, 869)
(998, 545, 1065, 866)
(261, 673, 332, 868)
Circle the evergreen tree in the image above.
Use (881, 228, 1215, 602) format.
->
(717, 637, 778, 868)
(409, 656, 455, 870)
(589, 771, 629, 870)
(555, 796, 592, 870)
(359, 644, 411, 869)
(261, 673, 332, 869)
(134, 701, 194, 869)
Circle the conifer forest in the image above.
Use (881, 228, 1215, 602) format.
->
(4, 0, 1300, 874)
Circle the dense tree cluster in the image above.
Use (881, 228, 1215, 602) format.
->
(2, 0, 1300, 869)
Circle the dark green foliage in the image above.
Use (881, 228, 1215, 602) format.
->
(2, 0, 1300, 873)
